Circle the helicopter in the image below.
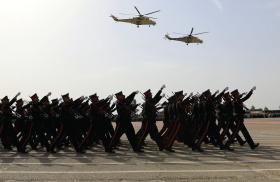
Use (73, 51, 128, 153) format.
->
(110, 6, 160, 28)
(165, 28, 209, 45)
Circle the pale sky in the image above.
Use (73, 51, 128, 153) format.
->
(0, 0, 279, 109)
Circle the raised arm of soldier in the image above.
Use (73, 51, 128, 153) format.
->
(125, 91, 139, 105)
(214, 87, 229, 101)
(39, 92, 52, 105)
(152, 84, 166, 104)
(72, 96, 85, 108)
(241, 86, 256, 102)
(9, 92, 21, 106)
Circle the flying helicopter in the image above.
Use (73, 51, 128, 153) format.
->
(165, 28, 209, 45)
(110, 6, 160, 28)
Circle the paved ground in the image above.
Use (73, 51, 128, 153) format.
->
(0, 118, 280, 181)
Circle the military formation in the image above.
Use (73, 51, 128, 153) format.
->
(0, 85, 259, 153)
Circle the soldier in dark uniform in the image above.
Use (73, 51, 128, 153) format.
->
(160, 95, 176, 138)
(14, 99, 25, 140)
(86, 94, 114, 152)
(48, 98, 63, 152)
(28, 93, 52, 151)
(225, 88, 259, 150)
(191, 91, 211, 152)
(217, 92, 246, 150)
(162, 91, 185, 152)
(158, 101, 169, 136)
(109, 91, 142, 152)
(136, 85, 165, 150)
(58, 93, 85, 153)
(15, 98, 32, 153)
(0, 93, 21, 151)
(206, 89, 228, 149)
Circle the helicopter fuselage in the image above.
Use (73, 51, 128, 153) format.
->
(112, 16, 156, 27)
(166, 35, 203, 44)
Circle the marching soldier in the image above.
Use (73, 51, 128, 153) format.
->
(109, 91, 142, 152)
(162, 91, 185, 152)
(136, 85, 165, 150)
(225, 87, 259, 150)
(0, 93, 21, 151)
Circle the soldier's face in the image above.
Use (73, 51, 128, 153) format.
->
(32, 97, 39, 103)
(232, 93, 239, 99)
(117, 95, 125, 101)
(2, 99, 9, 104)
(145, 94, 152, 100)
(63, 97, 70, 103)
(91, 97, 98, 103)
(44, 100, 50, 105)
(177, 95, 183, 101)
(16, 102, 23, 107)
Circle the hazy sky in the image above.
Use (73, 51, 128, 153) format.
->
(0, 0, 279, 109)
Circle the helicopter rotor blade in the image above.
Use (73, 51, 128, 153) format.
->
(144, 10, 160, 16)
(189, 27, 194, 36)
(173, 32, 188, 36)
(119, 13, 137, 16)
(134, 6, 142, 16)
(192, 32, 209, 35)
(147, 16, 157, 19)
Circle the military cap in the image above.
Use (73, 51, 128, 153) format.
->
(115, 91, 123, 97)
(62, 93, 69, 99)
(175, 91, 183, 96)
(16, 99, 23, 103)
(30, 93, 38, 100)
(231, 89, 239, 95)
(202, 89, 211, 96)
(1, 96, 8, 102)
(89, 93, 98, 99)
(143, 89, 151, 96)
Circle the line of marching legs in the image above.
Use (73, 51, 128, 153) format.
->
(0, 85, 259, 153)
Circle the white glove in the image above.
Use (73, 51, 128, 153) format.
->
(16, 92, 21, 97)
(160, 84, 166, 90)
(108, 95, 114, 100)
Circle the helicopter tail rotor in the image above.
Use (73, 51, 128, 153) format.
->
(110, 15, 119, 21)
(165, 34, 171, 40)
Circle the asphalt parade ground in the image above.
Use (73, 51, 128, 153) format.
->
(0, 118, 280, 182)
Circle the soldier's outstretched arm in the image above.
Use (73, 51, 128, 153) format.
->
(72, 97, 84, 108)
(125, 91, 138, 105)
(241, 89, 254, 102)
(9, 92, 21, 106)
(214, 87, 229, 100)
(153, 84, 166, 104)
(39, 92, 52, 105)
